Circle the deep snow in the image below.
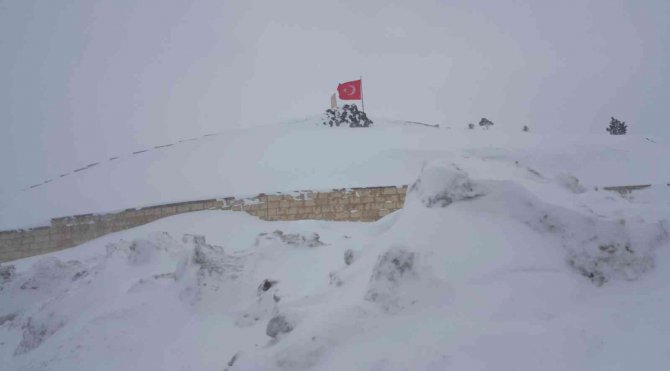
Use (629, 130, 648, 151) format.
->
(1, 119, 670, 370)
(1, 118, 668, 229)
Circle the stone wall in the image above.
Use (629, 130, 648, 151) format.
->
(602, 184, 651, 195)
(0, 185, 408, 263)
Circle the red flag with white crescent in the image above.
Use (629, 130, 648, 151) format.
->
(337, 79, 362, 100)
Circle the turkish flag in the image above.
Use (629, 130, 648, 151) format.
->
(337, 79, 362, 100)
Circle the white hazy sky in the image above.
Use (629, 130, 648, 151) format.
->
(1, 0, 669, 191)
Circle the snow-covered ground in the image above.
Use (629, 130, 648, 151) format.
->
(1, 118, 668, 229)
(1, 119, 670, 370)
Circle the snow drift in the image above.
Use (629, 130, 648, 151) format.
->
(2, 123, 670, 370)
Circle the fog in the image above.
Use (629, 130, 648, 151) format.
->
(1, 0, 669, 191)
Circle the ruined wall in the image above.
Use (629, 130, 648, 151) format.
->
(0, 186, 408, 263)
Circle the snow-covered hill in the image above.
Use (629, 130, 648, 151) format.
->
(1, 119, 669, 370)
(1, 118, 668, 229)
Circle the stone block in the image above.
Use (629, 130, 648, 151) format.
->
(267, 194, 283, 202)
(387, 195, 400, 202)
(2, 250, 22, 262)
(322, 212, 336, 220)
(203, 200, 218, 209)
(162, 206, 177, 215)
(245, 204, 261, 212)
(335, 212, 349, 220)
(34, 234, 50, 243)
(291, 200, 305, 208)
(329, 192, 343, 199)
(29, 241, 49, 251)
(32, 227, 50, 237)
(361, 196, 374, 203)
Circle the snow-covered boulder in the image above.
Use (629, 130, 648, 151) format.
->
(255, 230, 325, 248)
(0, 264, 15, 288)
(480, 181, 669, 285)
(16, 257, 86, 291)
(554, 173, 587, 194)
(406, 161, 485, 207)
(14, 316, 65, 355)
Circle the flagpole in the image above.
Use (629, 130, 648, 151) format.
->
(360, 75, 365, 113)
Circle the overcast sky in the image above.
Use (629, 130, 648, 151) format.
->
(1, 0, 669, 191)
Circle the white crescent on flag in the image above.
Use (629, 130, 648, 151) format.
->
(337, 79, 362, 100)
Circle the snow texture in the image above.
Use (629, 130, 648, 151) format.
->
(1, 120, 670, 370)
(406, 161, 485, 207)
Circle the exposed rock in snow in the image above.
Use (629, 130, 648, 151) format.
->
(344, 249, 354, 266)
(0, 264, 15, 289)
(255, 230, 325, 248)
(266, 314, 295, 338)
(178, 234, 245, 305)
(236, 278, 281, 328)
(406, 161, 485, 207)
(475, 181, 670, 285)
(0, 313, 17, 326)
(258, 279, 278, 293)
(106, 232, 182, 265)
(322, 104, 373, 128)
(14, 315, 65, 355)
(365, 245, 423, 313)
(17, 257, 86, 291)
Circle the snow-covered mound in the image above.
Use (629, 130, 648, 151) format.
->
(1, 160, 669, 370)
(405, 161, 485, 207)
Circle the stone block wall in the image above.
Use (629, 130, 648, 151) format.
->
(0, 185, 408, 263)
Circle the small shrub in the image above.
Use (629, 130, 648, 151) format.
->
(606, 117, 627, 135)
(478, 117, 494, 130)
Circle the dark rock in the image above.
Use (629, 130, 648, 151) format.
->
(266, 314, 295, 338)
(323, 104, 373, 128)
(344, 249, 354, 266)
(259, 279, 278, 293)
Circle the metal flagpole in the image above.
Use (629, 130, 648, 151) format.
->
(360, 75, 365, 112)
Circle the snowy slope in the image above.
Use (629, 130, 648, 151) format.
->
(1, 118, 668, 229)
(1, 119, 670, 370)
